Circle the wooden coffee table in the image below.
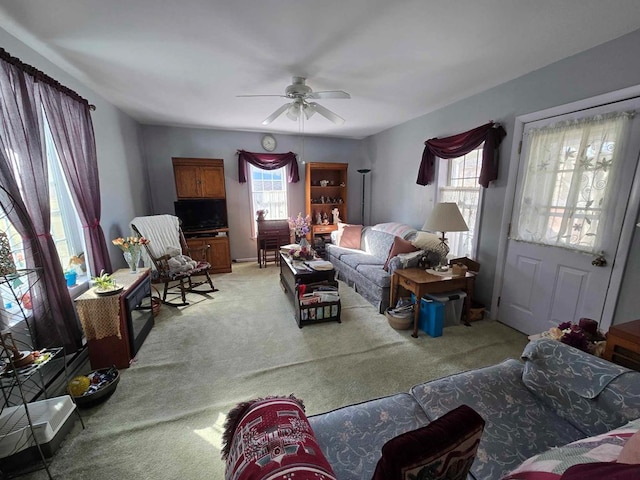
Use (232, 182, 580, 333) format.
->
(279, 252, 338, 327)
(390, 267, 476, 338)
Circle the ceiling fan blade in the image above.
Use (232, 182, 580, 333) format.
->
(237, 94, 287, 98)
(307, 90, 351, 99)
(308, 102, 345, 125)
(261, 103, 290, 125)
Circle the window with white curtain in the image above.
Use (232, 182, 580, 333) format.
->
(437, 147, 483, 258)
(248, 164, 289, 237)
(512, 112, 632, 253)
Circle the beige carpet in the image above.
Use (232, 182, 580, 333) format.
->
(22, 262, 527, 480)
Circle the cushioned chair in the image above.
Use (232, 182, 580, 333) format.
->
(131, 214, 217, 306)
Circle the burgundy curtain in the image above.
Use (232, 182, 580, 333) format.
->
(237, 150, 299, 183)
(40, 84, 112, 276)
(417, 121, 507, 188)
(0, 57, 82, 352)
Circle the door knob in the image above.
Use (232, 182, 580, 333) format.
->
(592, 253, 607, 267)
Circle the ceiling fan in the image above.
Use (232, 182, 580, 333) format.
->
(238, 76, 350, 126)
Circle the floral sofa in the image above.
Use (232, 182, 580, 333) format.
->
(326, 222, 447, 313)
(308, 339, 640, 479)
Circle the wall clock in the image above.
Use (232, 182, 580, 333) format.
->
(261, 134, 277, 152)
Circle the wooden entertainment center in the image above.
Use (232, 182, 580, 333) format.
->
(172, 158, 232, 273)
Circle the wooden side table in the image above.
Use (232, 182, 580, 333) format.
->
(390, 268, 475, 338)
(603, 319, 640, 371)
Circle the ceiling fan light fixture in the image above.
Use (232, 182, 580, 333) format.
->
(286, 102, 300, 121)
(302, 102, 316, 120)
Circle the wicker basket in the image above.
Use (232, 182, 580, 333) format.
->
(384, 308, 413, 330)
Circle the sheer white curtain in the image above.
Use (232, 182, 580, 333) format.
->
(513, 112, 632, 253)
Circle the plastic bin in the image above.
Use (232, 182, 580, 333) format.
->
(418, 298, 444, 337)
(423, 290, 467, 327)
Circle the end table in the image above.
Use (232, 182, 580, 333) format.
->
(603, 319, 640, 371)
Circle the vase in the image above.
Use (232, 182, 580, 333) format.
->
(123, 248, 141, 273)
(298, 237, 310, 249)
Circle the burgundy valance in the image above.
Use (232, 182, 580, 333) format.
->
(417, 121, 506, 188)
(238, 150, 300, 183)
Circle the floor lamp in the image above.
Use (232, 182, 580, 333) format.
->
(357, 169, 371, 224)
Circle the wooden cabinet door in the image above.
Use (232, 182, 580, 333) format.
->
(200, 165, 226, 198)
(185, 236, 231, 273)
(174, 164, 202, 198)
(208, 236, 231, 273)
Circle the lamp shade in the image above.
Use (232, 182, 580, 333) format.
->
(423, 202, 469, 233)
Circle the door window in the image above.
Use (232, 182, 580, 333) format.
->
(512, 112, 632, 253)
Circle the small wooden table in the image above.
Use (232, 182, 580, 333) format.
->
(390, 268, 476, 338)
(603, 319, 640, 371)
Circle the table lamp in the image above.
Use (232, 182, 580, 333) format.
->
(423, 202, 469, 248)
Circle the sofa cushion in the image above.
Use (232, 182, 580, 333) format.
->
(338, 223, 363, 248)
(410, 359, 586, 480)
(372, 404, 485, 480)
(521, 339, 640, 437)
(384, 236, 419, 271)
(356, 264, 392, 288)
(308, 392, 430, 480)
(340, 252, 385, 270)
(501, 417, 640, 479)
(222, 395, 336, 480)
(362, 228, 396, 260)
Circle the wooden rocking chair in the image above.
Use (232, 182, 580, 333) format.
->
(131, 214, 217, 306)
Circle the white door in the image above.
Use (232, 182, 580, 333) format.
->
(500, 98, 640, 335)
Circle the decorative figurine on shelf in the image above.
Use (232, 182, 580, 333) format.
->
(316, 211, 322, 225)
(322, 212, 329, 225)
(256, 209, 267, 221)
(332, 208, 341, 225)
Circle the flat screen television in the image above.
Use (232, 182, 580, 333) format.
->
(174, 199, 228, 232)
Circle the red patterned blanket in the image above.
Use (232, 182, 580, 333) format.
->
(222, 396, 336, 480)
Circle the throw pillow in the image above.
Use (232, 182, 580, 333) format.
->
(222, 395, 337, 480)
(411, 231, 449, 260)
(338, 223, 363, 249)
(371, 404, 485, 480)
(384, 236, 419, 271)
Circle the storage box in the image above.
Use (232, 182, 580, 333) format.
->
(423, 290, 467, 327)
(418, 298, 444, 337)
(0, 395, 77, 468)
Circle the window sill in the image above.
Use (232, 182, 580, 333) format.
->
(67, 275, 90, 299)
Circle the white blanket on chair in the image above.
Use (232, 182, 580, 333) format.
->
(131, 215, 181, 260)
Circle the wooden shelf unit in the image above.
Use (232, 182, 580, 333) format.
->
(304, 162, 348, 240)
(172, 158, 232, 273)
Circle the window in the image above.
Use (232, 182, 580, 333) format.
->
(512, 112, 631, 253)
(437, 147, 483, 258)
(0, 113, 84, 273)
(248, 164, 289, 236)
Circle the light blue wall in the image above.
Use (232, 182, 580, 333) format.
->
(365, 28, 640, 324)
(0, 28, 150, 271)
(140, 126, 364, 261)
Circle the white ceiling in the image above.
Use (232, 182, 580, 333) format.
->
(2, 1, 640, 139)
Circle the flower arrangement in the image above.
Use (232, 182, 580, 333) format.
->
(547, 318, 606, 356)
(112, 236, 150, 253)
(289, 245, 315, 261)
(288, 213, 311, 239)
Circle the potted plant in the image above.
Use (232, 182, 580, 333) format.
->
(92, 270, 116, 291)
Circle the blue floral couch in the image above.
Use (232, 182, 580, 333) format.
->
(308, 339, 640, 480)
(326, 222, 447, 313)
